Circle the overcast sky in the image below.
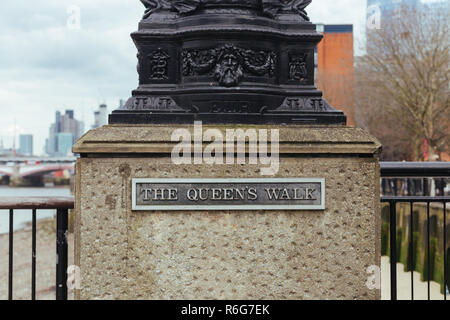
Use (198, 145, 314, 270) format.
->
(0, 0, 369, 155)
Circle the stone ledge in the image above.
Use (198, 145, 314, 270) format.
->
(73, 124, 381, 156)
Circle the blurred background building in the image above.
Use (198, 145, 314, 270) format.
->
(45, 110, 84, 157)
(367, 0, 419, 16)
(316, 24, 355, 126)
(92, 104, 108, 129)
(0, 138, 12, 156)
(18, 134, 33, 156)
(367, 0, 447, 29)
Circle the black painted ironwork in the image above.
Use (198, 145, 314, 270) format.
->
(1, 197, 73, 300)
(409, 202, 414, 300)
(109, 0, 346, 125)
(388, 201, 397, 300)
(381, 162, 449, 301)
(445, 202, 448, 301)
(32, 209, 36, 300)
(381, 162, 450, 178)
(56, 209, 68, 301)
(8, 209, 13, 300)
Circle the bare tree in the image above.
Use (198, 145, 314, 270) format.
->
(356, 4, 449, 161)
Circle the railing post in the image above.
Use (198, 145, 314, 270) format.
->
(389, 201, 397, 300)
(426, 202, 431, 300)
(56, 208, 68, 300)
(409, 202, 414, 300)
(423, 178, 429, 196)
(9, 209, 13, 300)
(32, 209, 36, 300)
(443, 201, 447, 301)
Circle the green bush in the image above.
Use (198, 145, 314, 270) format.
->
(381, 222, 389, 256)
(405, 231, 420, 272)
(396, 228, 403, 263)
(422, 236, 438, 281)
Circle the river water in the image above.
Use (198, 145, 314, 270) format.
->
(0, 186, 71, 234)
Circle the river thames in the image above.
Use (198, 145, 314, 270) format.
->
(0, 186, 71, 234)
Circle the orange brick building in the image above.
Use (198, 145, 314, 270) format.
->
(316, 24, 355, 126)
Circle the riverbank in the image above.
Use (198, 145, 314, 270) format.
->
(0, 218, 74, 300)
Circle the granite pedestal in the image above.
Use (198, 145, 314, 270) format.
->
(73, 124, 381, 300)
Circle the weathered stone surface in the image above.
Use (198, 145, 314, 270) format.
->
(73, 124, 381, 155)
(74, 125, 381, 300)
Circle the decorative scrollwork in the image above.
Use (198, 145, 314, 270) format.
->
(140, 0, 161, 19)
(283, 0, 312, 20)
(181, 49, 217, 76)
(262, 0, 312, 20)
(148, 49, 170, 80)
(241, 49, 276, 77)
(139, 0, 312, 20)
(182, 45, 276, 87)
(289, 52, 308, 82)
(278, 97, 326, 111)
(172, 0, 202, 14)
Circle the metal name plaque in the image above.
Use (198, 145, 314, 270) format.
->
(132, 178, 325, 211)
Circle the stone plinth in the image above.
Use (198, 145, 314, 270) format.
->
(73, 124, 381, 300)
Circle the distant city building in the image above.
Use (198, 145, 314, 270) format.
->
(0, 137, 15, 157)
(56, 133, 74, 156)
(366, 0, 447, 34)
(46, 110, 84, 157)
(367, 0, 419, 11)
(92, 104, 108, 129)
(367, 0, 419, 23)
(316, 24, 355, 126)
(0, 138, 7, 156)
(19, 134, 33, 156)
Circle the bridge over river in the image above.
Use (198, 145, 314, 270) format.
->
(0, 157, 75, 186)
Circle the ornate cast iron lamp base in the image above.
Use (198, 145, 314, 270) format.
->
(109, 0, 347, 125)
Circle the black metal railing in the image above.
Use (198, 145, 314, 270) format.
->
(380, 162, 450, 300)
(0, 197, 74, 300)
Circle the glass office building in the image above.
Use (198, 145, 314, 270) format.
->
(19, 134, 33, 156)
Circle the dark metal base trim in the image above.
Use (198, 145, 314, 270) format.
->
(109, 111, 347, 125)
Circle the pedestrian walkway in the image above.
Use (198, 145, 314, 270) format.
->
(381, 256, 446, 300)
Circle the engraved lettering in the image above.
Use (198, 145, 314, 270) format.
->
(247, 187, 258, 201)
(187, 188, 199, 201)
(306, 188, 316, 200)
(198, 188, 209, 201)
(153, 188, 166, 200)
(265, 188, 279, 200)
(142, 188, 153, 201)
(212, 188, 222, 200)
(293, 188, 304, 200)
(280, 188, 291, 200)
(278, 97, 327, 112)
(168, 188, 178, 201)
(223, 188, 234, 200)
(235, 188, 245, 200)
(133, 179, 325, 211)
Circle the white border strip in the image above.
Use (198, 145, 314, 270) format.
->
(132, 178, 325, 211)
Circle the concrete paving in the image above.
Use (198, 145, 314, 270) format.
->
(381, 256, 446, 300)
